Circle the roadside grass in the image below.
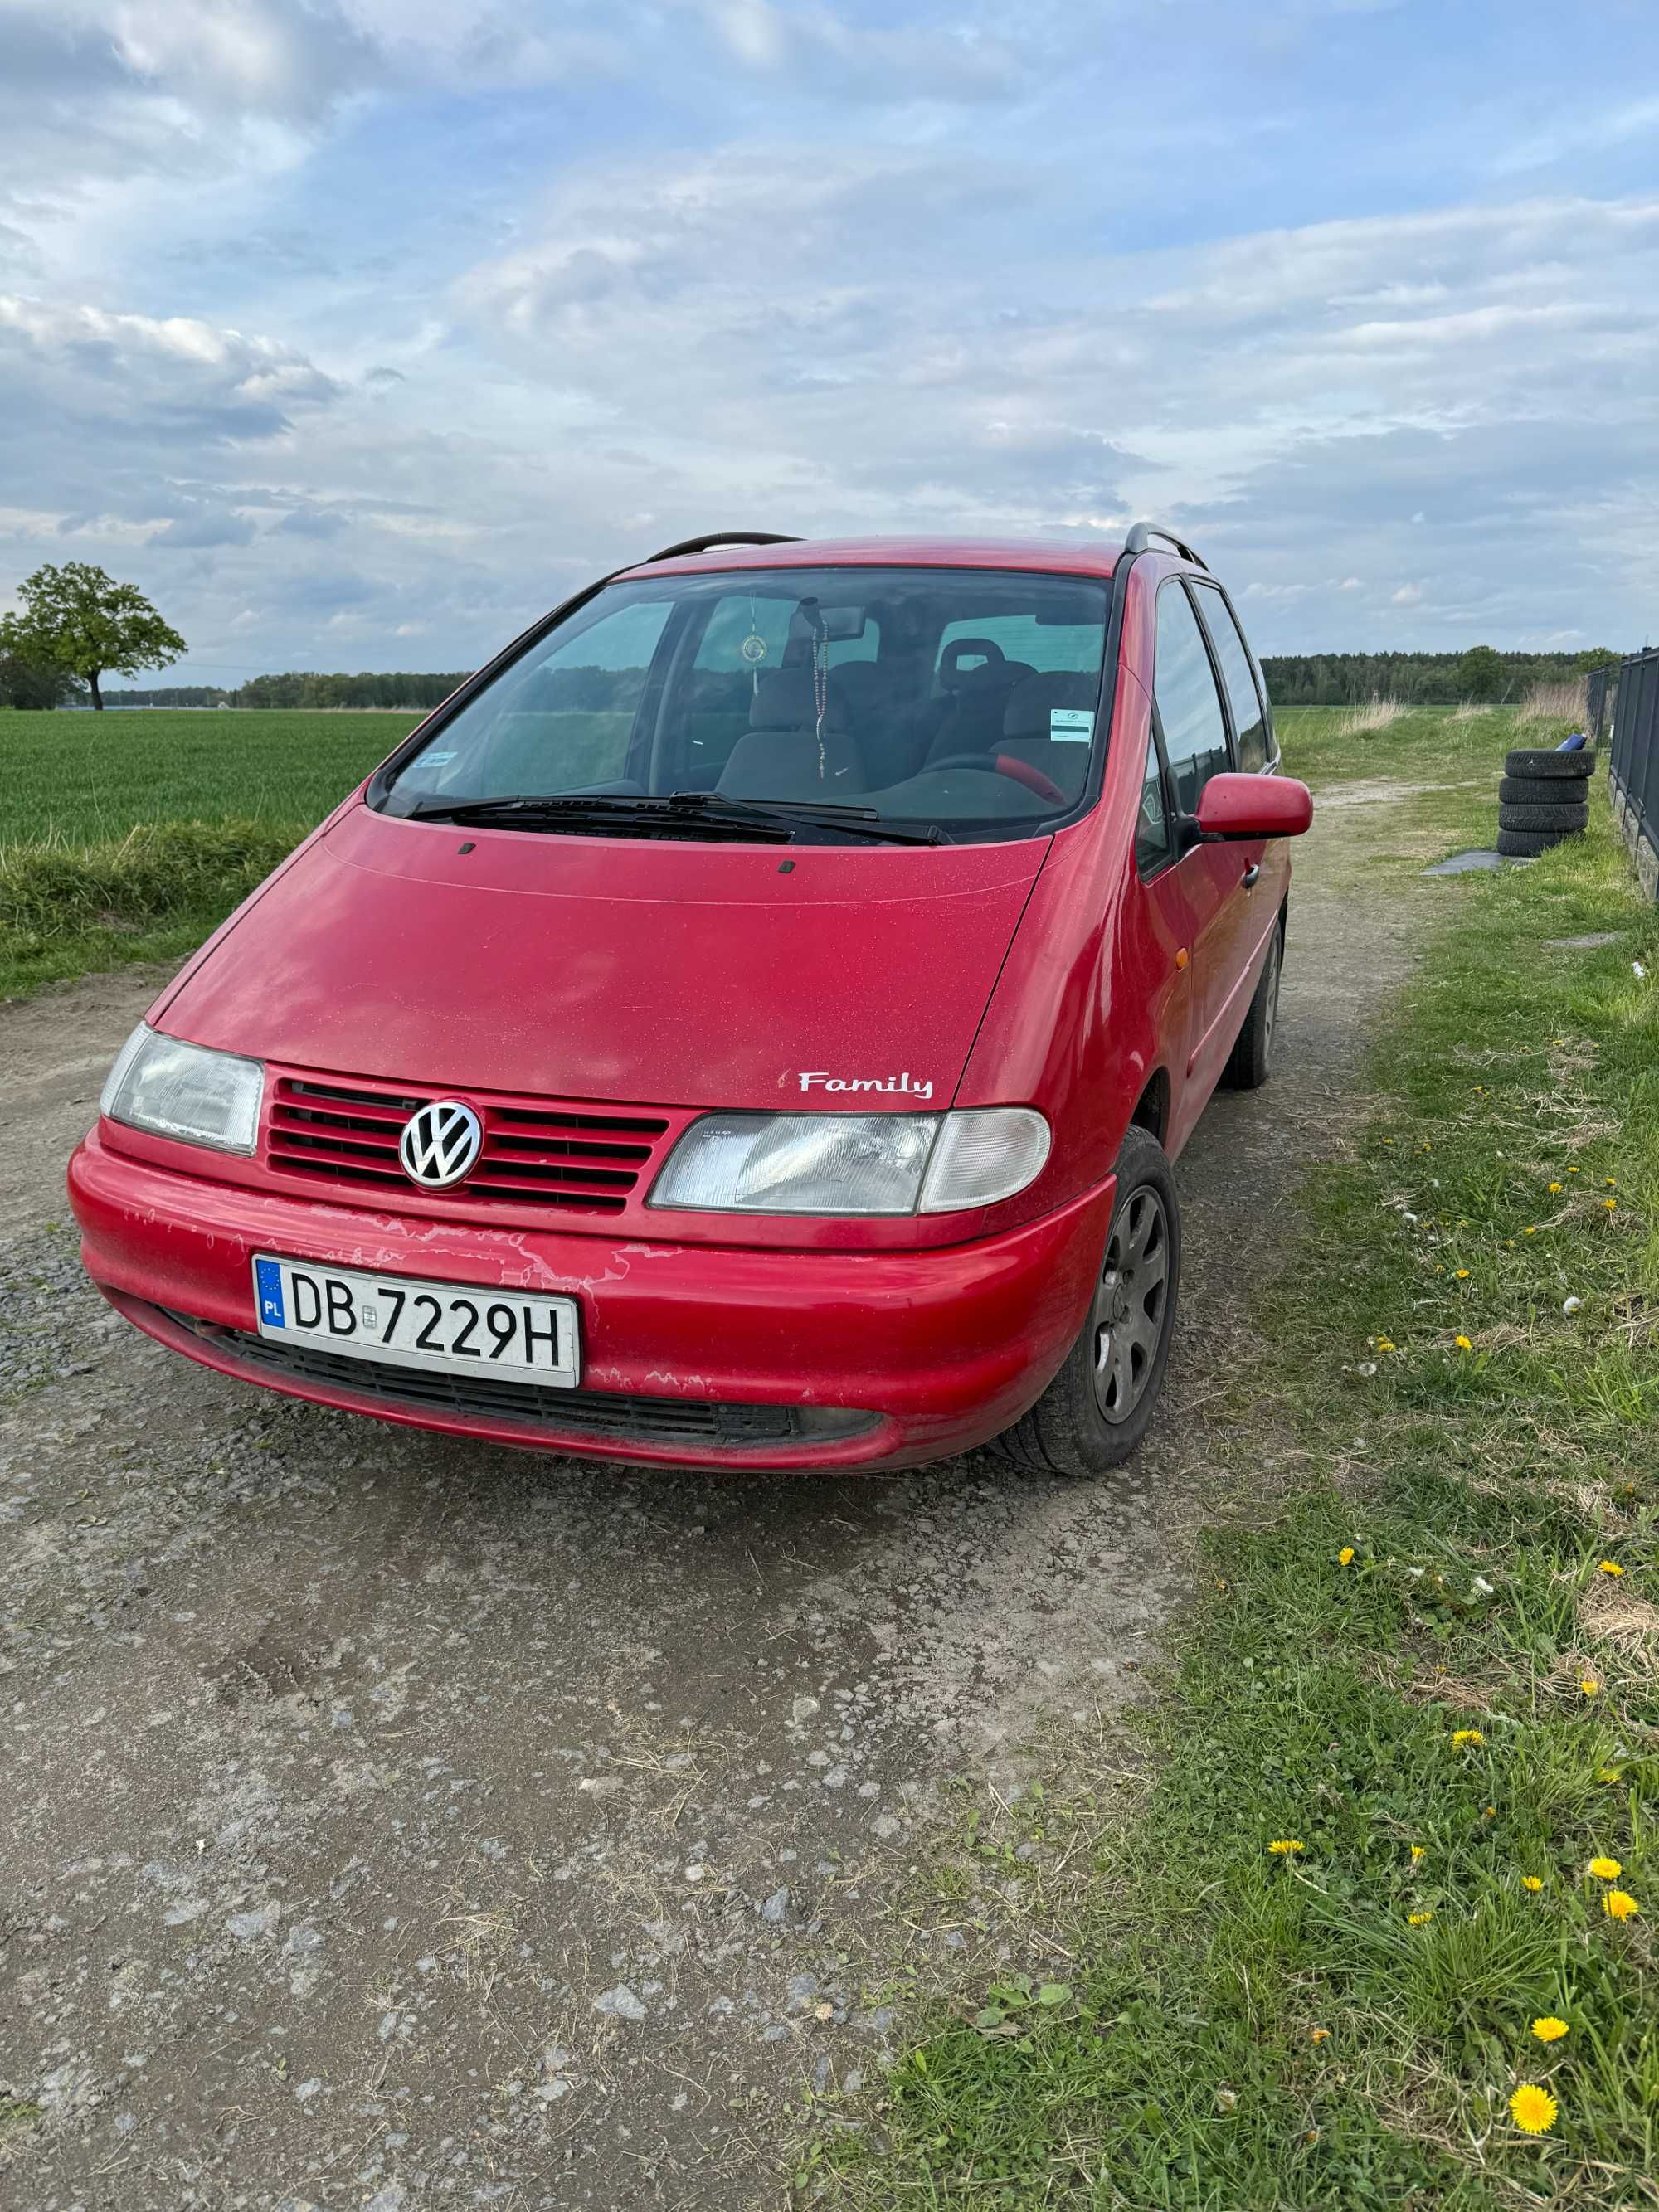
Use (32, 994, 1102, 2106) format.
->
(804, 754, 1656, 2206)
(0, 707, 420, 999)
(1276, 702, 1584, 880)
(0, 819, 300, 1000)
(0, 708, 419, 846)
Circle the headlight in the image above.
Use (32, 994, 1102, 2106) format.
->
(649, 1106, 1049, 1216)
(100, 1023, 265, 1155)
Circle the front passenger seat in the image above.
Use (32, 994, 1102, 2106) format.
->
(717, 668, 868, 799)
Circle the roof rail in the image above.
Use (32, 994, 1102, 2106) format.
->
(1122, 522, 1208, 571)
(643, 532, 800, 563)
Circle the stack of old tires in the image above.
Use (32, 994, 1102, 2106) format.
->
(1496, 745, 1593, 858)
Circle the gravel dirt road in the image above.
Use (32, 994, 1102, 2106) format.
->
(0, 795, 1421, 2210)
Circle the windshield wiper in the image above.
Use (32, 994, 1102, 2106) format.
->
(664, 793, 946, 845)
(400, 791, 946, 845)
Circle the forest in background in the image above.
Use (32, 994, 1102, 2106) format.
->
(45, 643, 1628, 713)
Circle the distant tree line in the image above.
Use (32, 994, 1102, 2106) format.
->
(231, 669, 474, 710)
(12, 640, 1635, 717)
(1260, 645, 1623, 707)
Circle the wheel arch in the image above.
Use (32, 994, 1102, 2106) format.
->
(1129, 1067, 1171, 1148)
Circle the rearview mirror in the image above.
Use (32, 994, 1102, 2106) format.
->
(1194, 772, 1312, 842)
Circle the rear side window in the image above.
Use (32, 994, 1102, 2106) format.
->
(1153, 585, 1231, 812)
(1135, 729, 1173, 876)
(1192, 585, 1270, 772)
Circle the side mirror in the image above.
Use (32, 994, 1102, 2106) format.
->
(1194, 772, 1313, 842)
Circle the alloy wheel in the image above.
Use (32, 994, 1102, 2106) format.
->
(1091, 1185, 1171, 1423)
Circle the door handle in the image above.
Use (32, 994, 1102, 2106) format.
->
(1242, 863, 1261, 890)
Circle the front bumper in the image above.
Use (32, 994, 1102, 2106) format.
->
(68, 1126, 1113, 1472)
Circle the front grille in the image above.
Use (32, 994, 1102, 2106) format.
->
(160, 1309, 873, 1452)
(265, 1072, 671, 1216)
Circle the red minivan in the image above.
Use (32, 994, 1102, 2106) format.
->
(68, 527, 1310, 1476)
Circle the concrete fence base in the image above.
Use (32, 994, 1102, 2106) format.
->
(1608, 771, 1659, 902)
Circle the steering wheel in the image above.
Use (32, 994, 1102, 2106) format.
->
(925, 751, 1068, 805)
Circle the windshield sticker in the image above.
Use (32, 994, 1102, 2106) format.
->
(794, 1071, 936, 1102)
(422, 750, 457, 765)
(1050, 708, 1094, 742)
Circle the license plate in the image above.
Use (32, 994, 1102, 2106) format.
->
(251, 1257, 580, 1388)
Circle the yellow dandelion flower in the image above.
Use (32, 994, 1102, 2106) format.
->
(1509, 2083, 1558, 2136)
(1267, 1839, 1305, 1855)
(1521, 1876, 1543, 1893)
(1408, 1909, 1433, 1926)
(1338, 1546, 1355, 1567)
(1485, 1805, 1497, 1818)
(1604, 1196, 1618, 1211)
(1579, 1677, 1600, 1698)
(1603, 1889, 1639, 1922)
(1604, 1177, 1616, 1188)
(1566, 1165, 1578, 1174)
(1598, 1560, 1623, 1577)
(1455, 1334, 1473, 1351)
(1525, 1226, 1538, 1236)
(1548, 1182, 1562, 1194)
(1588, 1856, 1623, 1881)
(1456, 1266, 1471, 1278)
(1310, 2026, 1330, 2044)
(1452, 1728, 1485, 1746)
(1598, 1767, 1623, 1784)
(1410, 1844, 1425, 1862)
(1530, 2015, 1568, 2044)
(1375, 1336, 1396, 1351)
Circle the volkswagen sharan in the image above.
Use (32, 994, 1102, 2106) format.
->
(68, 527, 1311, 1476)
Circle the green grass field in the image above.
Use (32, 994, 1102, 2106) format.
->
(0, 707, 422, 847)
(808, 710, 1657, 2208)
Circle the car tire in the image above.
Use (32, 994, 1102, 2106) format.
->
(1503, 748, 1594, 780)
(1219, 912, 1284, 1091)
(989, 1126, 1181, 1477)
(1496, 801, 1589, 833)
(1497, 775, 1574, 805)
(1496, 826, 1569, 857)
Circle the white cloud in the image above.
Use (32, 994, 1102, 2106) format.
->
(699, 0, 1028, 103)
(2, 3, 1658, 671)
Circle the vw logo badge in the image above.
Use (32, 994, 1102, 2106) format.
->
(399, 1100, 483, 1190)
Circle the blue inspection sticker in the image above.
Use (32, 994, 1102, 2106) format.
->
(255, 1257, 287, 1329)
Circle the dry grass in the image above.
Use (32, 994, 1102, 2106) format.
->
(1516, 676, 1588, 726)
(1335, 695, 1406, 735)
(1451, 702, 1495, 722)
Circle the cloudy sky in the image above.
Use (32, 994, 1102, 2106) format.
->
(2, 0, 1656, 684)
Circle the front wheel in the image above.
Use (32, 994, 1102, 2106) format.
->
(990, 1126, 1181, 1476)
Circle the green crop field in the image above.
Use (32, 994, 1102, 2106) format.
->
(0, 709, 423, 848)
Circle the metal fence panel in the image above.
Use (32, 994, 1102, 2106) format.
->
(1608, 644, 1659, 900)
(1587, 666, 1610, 742)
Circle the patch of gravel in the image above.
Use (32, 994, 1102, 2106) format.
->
(0, 795, 1426, 2207)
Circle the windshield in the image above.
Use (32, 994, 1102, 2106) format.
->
(377, 566, 1112, 842)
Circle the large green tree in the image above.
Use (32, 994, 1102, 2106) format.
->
(1455, 644, 1504, 701)
(0, 562, 186, 711)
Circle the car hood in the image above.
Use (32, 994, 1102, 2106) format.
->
(158, 804, 1048, 1111)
